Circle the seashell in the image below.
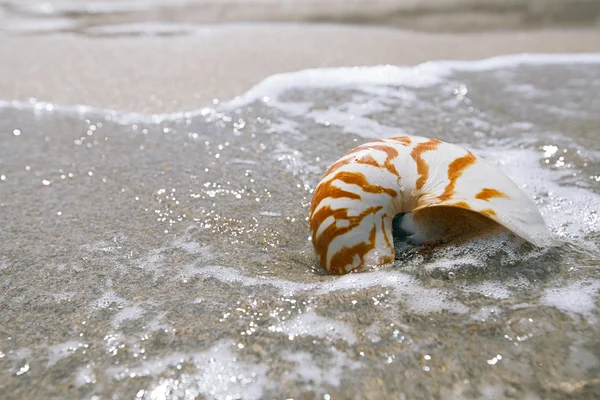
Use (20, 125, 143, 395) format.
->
(309, 135, 552, 275)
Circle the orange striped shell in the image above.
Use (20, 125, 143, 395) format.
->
(309, 135, 552, 275)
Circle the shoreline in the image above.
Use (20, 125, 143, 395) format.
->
(1, 24, 600, 113)
(2, 0, 600, 33)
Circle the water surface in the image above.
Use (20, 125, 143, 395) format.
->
(1, 55, 600, 399)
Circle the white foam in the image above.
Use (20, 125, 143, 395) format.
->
(107, 352, 187, 379)
(172, 236, 213, 256)
(226, 53, 600, 109)
(402, 286, 469, 314)
(186, 264, 315, 295)
(75, 364, 97, 387)
(541, 280, 600, 321)
(306, 108, 407, 139)
(0, 98, 213, 125)
(276, 311, 357, 344)
(52, 291, 75, 303)
(470, 307, 502, 322)
(282, 348, 360, 388)
(47, 340, 84, 367)
(134, 248, 167, 275)
(80, 233, 127, 254)
(312, 270, 468, 314)
(95, 290, 127, 309)
(107, 340, 270, 400)
(226, 65, 443, 111)
(191, 265, 469, 314)
(145, 311, 170, 332)
(81, 240, 122, 254)
(3, 53, 600, 125)
(259, 211, 282, 217)
(112, 305, 145, 327)
(462, 282, 512, 300)
(103, 332, 125, 356)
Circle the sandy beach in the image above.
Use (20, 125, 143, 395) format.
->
(1, 0, 599, 112)
(1, 25, 599, 113)
(2, 2, 600, 399)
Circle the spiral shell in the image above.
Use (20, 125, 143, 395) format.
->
(309, 135, 551, 275)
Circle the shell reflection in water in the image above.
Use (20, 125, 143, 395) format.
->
(309, 135, 553, 275)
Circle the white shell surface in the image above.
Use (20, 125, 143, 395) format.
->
(310, 135, 552, 274)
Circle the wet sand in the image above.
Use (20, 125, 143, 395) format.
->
(2, 56, 600, 399)
(2, 3, 600, 398)
(1, 25, 600, 113)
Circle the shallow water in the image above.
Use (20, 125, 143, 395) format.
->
(2, 0, 600, 33)
(1, 55, 600, 399)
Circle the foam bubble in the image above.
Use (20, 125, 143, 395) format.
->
(172, 236, 213, 256)
(145, 311, 170, 332)
(47, 341, 84, 367)
(95, 290, 127, 309)
(52, 291, 75, 303)
(75, 364, 97, 387)
(277, 311, 357, 344)
(365, 323, 383, 343)
(415, 230, 526, 274)
(470, 307, 502, 322)
(282, 348, 360, 388)
(112, 305, 145, 327)
(185, 264, 316, 295)
(134, 248, 167, 275)
(541, 280, 600, 321)
(108, 340, 270, 400)
(462, 282, 512, 300)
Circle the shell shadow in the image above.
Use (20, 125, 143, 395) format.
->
(392, 208, 565, 283)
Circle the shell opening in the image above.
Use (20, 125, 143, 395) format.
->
(403, 206, 504, 247)
(392, 213, 419, 243)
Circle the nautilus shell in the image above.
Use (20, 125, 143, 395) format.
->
(309, 135, 552, 275)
